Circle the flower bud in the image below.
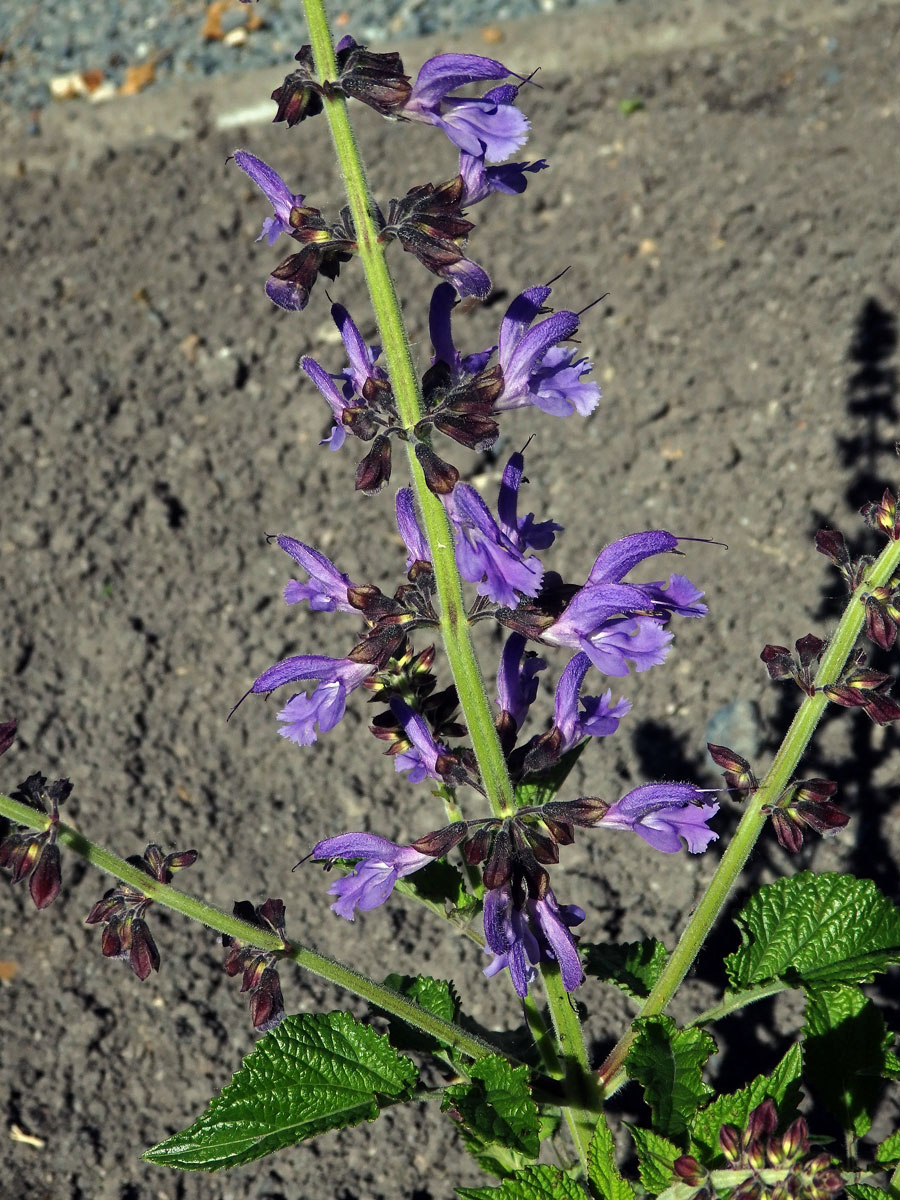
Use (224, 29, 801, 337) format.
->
(415, 442, 459, 495)
(410, 822, 468, 857)
(355, 434, 393, 495)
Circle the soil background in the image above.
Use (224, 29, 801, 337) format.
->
(2, 1, 900, 1197)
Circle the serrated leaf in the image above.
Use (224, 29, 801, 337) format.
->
(627, 1016, 715, 1139)
(456, 1163, 591, 1199)
(876, 1128, 900, 1165)
(379, 974, 460, 1054)
(582, 940, 668, 1000)
(726, 873, 900, 991)
(628, 1125, 682, 1194)
(689, 1042, 803, 1160)
(804, 985, 893, 1137)
(443, 1055, 541, 1177)
(847, 1186, 892, 1200)
(514, 741, 588, 809)
(143, 1012, 417, 1171)
(589, 1114, 636, 1200)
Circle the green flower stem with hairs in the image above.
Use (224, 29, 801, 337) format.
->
(0, 788, 504, 1063)
(598, 531, 900, 1094)
(301, 0, 597, 1165)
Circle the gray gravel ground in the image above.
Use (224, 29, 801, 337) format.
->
(1, 0, 601, 111)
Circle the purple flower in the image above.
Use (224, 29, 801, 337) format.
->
(458, 151, 548, 205)
(403, 59, 530, 162)
(494, 286, 600, 417)
(396, 488, 431, 570)
(543, 531, 707, 676)
(233, 150, 306, 245)
(251, 655, 375, 745)
(389, 699, 450, 784)
(444, 482, 543, 607)
(483, 884, 585, 997)
(598, 783, 719, 853)
(429, 283, 494, 379)
(312, 832, 431, 920)
(301, 303, 386, 450)
(275, 536, 356, 612)
(553, 653, 631, 752)
(496, 633, 546, 729)
(497, 450, 562, 554)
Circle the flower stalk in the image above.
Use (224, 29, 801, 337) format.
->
(301, 0, 596, 1137)
(0, 787, 503, 1062)
(598, 530, 900, 1094)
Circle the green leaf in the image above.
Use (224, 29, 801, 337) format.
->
(514, 741, 588, 809)
(443, 1055, 541, 1178)
(876, 1127, 900, 1165)
(628, 1125, 682, 1195)
(804, 985, 894, 1137)
(457, 1164, 591, 1199)
(847, 1186, 892, 1200)
(403, 858, 480, 917)
(589, 1115, 636, 1200)
(618, 97, 645, 115)
(142, 1012, 417, 1171)
(582, 939, 668, 1000)
(627, 1016, 715, 1139)
(379, 974, 460, 1053)
(725, 873, 900, 991)
(688, 1042, 803, 1160)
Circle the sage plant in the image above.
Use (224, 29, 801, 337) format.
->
(3, 3, 900, 1195)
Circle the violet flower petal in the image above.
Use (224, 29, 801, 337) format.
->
(276, 536, 355, 612)
(396, 488, 431, 569)
(600, 783, 719, 853)
(389, 698, 449, 784)
(234, 150, 305, 245)
(311, 834, 431, 920)
(496, 633, 546, 729)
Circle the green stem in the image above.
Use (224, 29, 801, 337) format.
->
(599, 533, 900, 1095)
(0, 792, 501, 1063)
(541, 965, 600, 1171)
(303, 0, 515, 822)
(301, 0, 597, 1152)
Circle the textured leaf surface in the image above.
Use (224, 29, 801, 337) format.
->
(847, 1186, 892, 1200)
(628, 1016, 715, 1139)
(589, 1114, 636, 1200)
(143, 1012, 417, 1170)
(582, 939, 668, 999)
(443, 1054, 541, 1176)
(457, 1164, 590, 1199)
(876, 1128, 900, 1165)
(804, 985, 893, 1137)
(726, 873, 900, 990)
(689, 1043, 803, 1159)
(380, 973, 460, 1053)
(628, 1125, 683, 1194)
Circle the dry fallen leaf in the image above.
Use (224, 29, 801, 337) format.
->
(0, 960, 19, 984)
(120, 61, 156, 96)
(202, 0, 231, 42)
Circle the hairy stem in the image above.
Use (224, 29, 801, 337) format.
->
(598, 533, 900, 1094)
(0, 790, 502, 1062)
(301, 0, 596, 1145)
